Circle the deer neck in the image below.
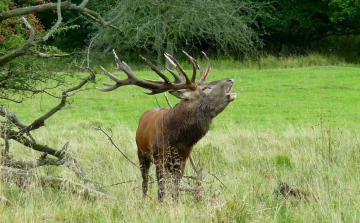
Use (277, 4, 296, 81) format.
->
(163, 100, 213, 147)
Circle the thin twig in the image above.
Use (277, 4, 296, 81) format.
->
(101, 179, 137, 188)
(154, 96, 161, 108)
(164, 92, 173, 108)
(208, 172, 232, 193)
(87, 34, 98, 68)
(189, 155, 199, 175)
(95, 127, 140, 169)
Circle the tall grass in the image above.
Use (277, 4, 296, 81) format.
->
(1, 66, 359, 222)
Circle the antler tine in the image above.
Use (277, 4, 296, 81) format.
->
(96, 51, 135, 92)
(112, 49, 135, 78)
(195, 60, 204, 78)
(164, 54, 184, 83)
(97, 81, 121, 92)
(97, 65, 129, 91)
(164, 54, 185, 83)
(164, 53, 193, 85)
(140, 56, 171, 84)
(97, 50, 138, 92)
(198, 51, 211, 83)
(99, 65, 122, 83)
(165, 67, 183, 84)
(190, 57, 204, 79)
(182, 51, 197, 83)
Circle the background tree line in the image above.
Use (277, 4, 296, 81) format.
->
(2, 1, 360, 64)
(44, 0, 360, 63)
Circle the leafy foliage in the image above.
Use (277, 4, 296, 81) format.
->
(0, 1, 45, 45)
(257, 0, 360, 53)
(0, 0, 115, 102)
(0, 0, 60, 102)
(93, 0, 268, 68)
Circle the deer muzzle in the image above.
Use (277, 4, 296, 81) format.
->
(226, 79, 237, 101)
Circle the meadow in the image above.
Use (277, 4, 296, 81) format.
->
(1, 65, 360, 222)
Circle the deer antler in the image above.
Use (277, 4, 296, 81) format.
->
(198, 51, 211, 83)
(97, 50, 201, 95)
(181, 50, 211, 84)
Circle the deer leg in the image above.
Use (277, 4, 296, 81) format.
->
(155, 160, 166, 202)
(171, 159, 186, 202)
(139, 154, 151, 198)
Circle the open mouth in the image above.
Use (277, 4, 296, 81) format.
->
(226, 84, 237, 101)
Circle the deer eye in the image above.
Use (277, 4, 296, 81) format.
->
(202, 86, 211, 91)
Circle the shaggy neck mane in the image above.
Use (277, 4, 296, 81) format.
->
(163, 100, 213, 149)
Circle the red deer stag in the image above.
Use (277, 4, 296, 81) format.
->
(98, 50, 236, 202)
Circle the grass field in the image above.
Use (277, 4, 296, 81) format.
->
(1, 66, 360, 222)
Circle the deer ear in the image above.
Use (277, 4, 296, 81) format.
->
(168, 89, 192, 99)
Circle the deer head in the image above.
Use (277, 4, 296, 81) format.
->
(99, 50, 236, 202)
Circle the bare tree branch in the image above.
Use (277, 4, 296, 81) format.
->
(28, 50, 69, 58)
(1, 129, 65, 159)
(21, 16, 36, 39)
(1, 153, 63, 169)
(26, 75, 94, 132)
(42, 0, 62, 42)
(0, 1, 121, 31)
(0, 73, 95, 160)
(0, 105, 27, 129)
(83, 34, 98, 79)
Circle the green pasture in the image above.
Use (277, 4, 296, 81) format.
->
(1, 66, 360, 222)
(7, 66, 359, 130)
